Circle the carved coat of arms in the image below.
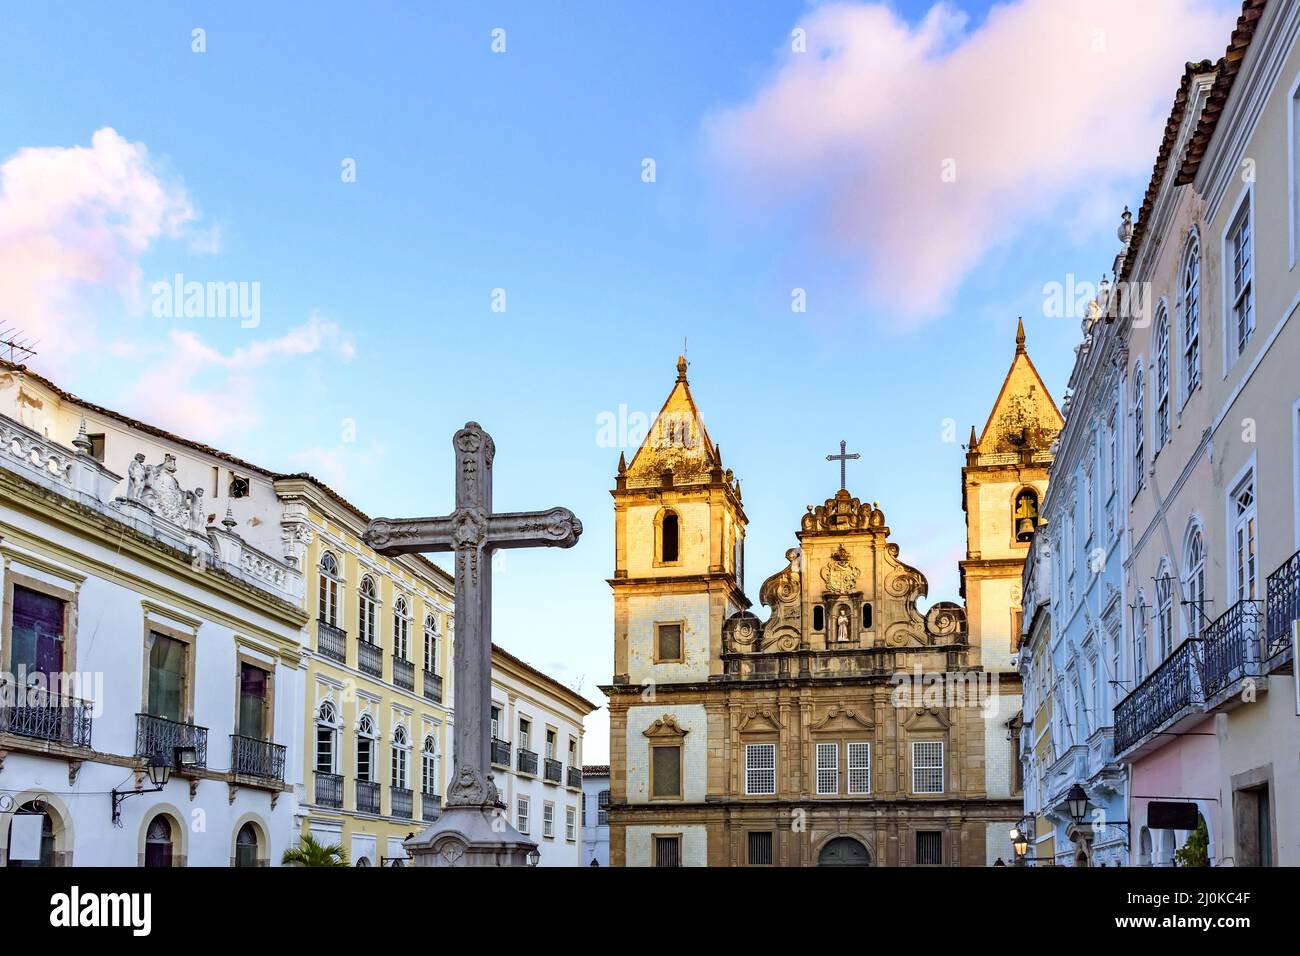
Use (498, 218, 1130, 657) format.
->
(820, 546, 860, 594)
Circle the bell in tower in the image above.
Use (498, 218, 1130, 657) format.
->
(1014, 489, 1040, 542)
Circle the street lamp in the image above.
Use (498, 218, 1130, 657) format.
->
(111, 752, 173, 825)
(1010, 827, 1029, 862)
(526, 848, 541, 867)
(1066, 783, 1090, 825)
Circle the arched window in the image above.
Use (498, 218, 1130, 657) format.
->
(1014, 488, 1040, 542)
(318, 552, 340, 627)
(1185, 525, 1206, 639)
(423, 614, 438, 674)
(235, 823, 260, 868)
(861, 603, 873, 629)
(357, 714, 376, 784)
(1155, 307, 1171, 451)
(316, 701, 338, 775)
(1155, 561, 1174, 661)
(393, 596, 410, 661)
(1132, 365, 1146, 492)
(392, 725, 410, 790)
(358, 576, 378, 645)
(812, 605, 825, 631)
(421, 735, 438, 796)
(145, 815, 174, 868)
(1181, 233, 1201, 396)
(6, 802, 56, 867)
(659, 510, 680, 564)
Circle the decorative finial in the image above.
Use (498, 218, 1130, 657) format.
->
(676, 355, 688, 382)
(1117, 205, 1134, 245)
(968, 424, 978, 449)
(617, 451, 627, 475)
(222, 506, 237, 531)
(1015, 317, 1026, 354)
(715, 444, 722, 466)
(72, 416, 93, 455)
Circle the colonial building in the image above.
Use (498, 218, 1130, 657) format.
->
(581, 764, 610, 866)
(0, 368, 306, 867)
(603, 350, 1053, 866)
(282, 475, 456, 868)
(488, 645, 595, 867)
(1114, 0, 1298, 867)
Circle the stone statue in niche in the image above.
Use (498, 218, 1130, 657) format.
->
(835, 606, 851, 643)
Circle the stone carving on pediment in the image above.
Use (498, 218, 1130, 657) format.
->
(643, 715, 689, 739)
(736, 709, 783, 733)
(802, 490, 880, 533)
(753, 548, 802, 651)
(923, 602, 967, 642)
(123, 452, 206, 533)
(902, 708, 952, 732)
(820, 544, 860, 595)
(809, 705, 874, 733)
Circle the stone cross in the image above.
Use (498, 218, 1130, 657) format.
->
(364, 422, 581, 815)
(826, 439, 860, 492)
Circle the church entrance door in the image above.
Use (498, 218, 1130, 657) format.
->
(817, 837, 871, 867)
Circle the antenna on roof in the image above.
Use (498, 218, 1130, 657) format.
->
(0, 326, 38, 364)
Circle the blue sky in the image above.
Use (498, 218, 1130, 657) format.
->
(0, 1, 1241, 759)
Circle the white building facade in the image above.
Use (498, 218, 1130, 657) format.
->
(488, 646, 596, 866)
(0, 395, 306, 867)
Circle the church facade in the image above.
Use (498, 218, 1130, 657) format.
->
(603, 339, 1060, 867)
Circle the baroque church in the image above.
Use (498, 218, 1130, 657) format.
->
(602, 324, 1062, 866)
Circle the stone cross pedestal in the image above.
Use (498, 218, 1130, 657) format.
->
(364, 422, 581, 866)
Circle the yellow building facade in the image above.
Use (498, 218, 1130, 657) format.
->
(276, 476, 455, 867)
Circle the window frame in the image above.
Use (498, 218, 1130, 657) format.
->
(654, 620, 685, 663)
(649, 742, 683, 800)
(744, 742, 777, 796)
(1154, 304, 1171, 453)
(911, 740, 945, 795)
(358, 575, 379, 646)
(318, 552, 342, 628)
(1223, 188, 1255, 367)
(1181, 232, 1201, 402)
(815, 742, 839, 795)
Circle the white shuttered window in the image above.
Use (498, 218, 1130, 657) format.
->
(815, 742, 839, 795)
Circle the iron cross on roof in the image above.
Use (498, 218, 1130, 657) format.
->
(826, 439, 860, 492)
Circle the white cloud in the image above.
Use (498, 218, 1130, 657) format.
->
(704, 0, 1239, 323)
(0, 128, 196, 364)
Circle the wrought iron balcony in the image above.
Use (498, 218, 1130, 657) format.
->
(0, 686, 93, 748)
(357, 640, 383, 677)
(391, 786, 413, 819)
(1266, 547, 1300, 661)
(393, 656, 415, 691)
(422, 791, 442, 822)
(315, 770, 344, 807)
(136, 713, 208, 769)
(1114, 639, 1202, 755)
(423, 670, 443, 703)
(567, 765, 582, 789)
(356, 779, 381, 814)
(491, 737, 511, 767)
(544, 757, 563, 784)
(230, 735, 287, 784)
(317, 621, 347, 663)
(1202, 600, 1262, 699)
(517, 748, 538, 776)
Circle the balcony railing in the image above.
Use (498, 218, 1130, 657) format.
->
(358, 640, 383, 677)
(567, 765, 582, 789)
(317, 621, 347, 663)
(391, 786, 413, 819)
(1202, 600, 1262, 699)
(393, 656, 415, 691)
(1114, 639, 1202, 755)
(230, 735, 287, 784)
(422, 791, 442, 822)
(356, 779, 381, 814)
(0, 686, 93, 748)
(136, 713, 208, 769)
(423, 671, 443, 704)
(517, 748, 538, 776)
(1266, 547, 1300, 661)
(315, 771, 344, 808)
(544, 757, 563, 784)
(491, 737, 511, 766)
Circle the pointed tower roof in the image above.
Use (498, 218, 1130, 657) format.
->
(973, 319, 1063, 462)
(624, 355, 721, 488)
